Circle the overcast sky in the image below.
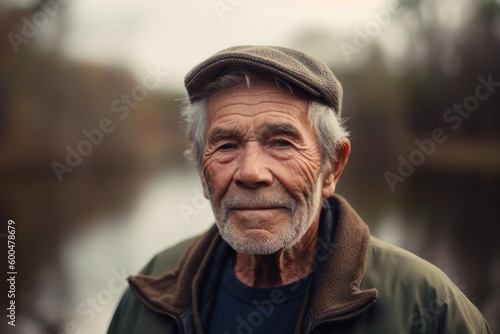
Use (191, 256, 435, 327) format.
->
(6, 0, 478, 89)
(58, 0, 391, 89)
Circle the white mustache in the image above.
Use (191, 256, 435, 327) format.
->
(221, 193, 297, 213)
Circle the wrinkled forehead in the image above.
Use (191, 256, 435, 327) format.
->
(206, 80, 310, 123)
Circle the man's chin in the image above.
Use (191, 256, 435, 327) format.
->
(222, 230, 285, 255)
(227, 209, 291, 228)
(229, 243, 281, 255)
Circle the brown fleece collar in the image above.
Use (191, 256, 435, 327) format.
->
(312, 195, 378, 323)
(128, 194, 378, 323)
(128, 225, 220, 316)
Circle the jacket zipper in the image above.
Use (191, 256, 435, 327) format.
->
(129, 284, 184, 334)
(307, 299, 377, 334)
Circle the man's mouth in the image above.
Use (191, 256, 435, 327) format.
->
(230, 206, 287, 211)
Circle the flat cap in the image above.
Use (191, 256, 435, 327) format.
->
(184, 45, 343, 115)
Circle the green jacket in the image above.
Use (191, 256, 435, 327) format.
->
(108, 195, 491, 333)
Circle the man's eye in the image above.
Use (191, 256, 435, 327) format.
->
(274, 140, 291, 147)
(218, 143, 236, 150)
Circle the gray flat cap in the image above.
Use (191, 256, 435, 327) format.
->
(184, 45, 343, 115)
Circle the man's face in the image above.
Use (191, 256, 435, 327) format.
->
(200, 81, 335, 255)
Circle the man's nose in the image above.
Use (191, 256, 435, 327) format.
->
(234, 143, 273, 189)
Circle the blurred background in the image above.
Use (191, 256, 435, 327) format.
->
(1, 0, 499, 332)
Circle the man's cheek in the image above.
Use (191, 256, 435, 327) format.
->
(202, 155, 222, 178)
(296, 153, 322, 173)
(203, 167, 227, 199)
(281, 160, 318, 186)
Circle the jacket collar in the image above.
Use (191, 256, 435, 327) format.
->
(128, 194, 378, 329)
(310, 195, 378, 324)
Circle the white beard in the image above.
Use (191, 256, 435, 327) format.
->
(210, 175, 324, 255)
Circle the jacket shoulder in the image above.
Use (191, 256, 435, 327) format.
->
(368, 236, 450, 279)
(361, 237, 491, 333)
(366, 236, 470, 301)
(107, 235, 201, 334)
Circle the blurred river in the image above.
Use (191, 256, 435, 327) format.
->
(58, 167, 214, 334)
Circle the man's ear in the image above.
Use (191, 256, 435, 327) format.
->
(321, 139, 351, 198)
(197, 167, 209, 199)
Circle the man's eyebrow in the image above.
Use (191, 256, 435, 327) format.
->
(207, 127, 243, 144)
(261, 123, 302, 140)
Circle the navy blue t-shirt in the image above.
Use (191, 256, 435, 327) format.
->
(207, 255, 311, 334)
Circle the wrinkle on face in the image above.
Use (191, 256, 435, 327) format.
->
(202, 81, 324, 202)
(206, 99, 318, 148)
(200, 81, 328, 286)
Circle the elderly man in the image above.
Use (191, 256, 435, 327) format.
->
(108, 46, 490, 334)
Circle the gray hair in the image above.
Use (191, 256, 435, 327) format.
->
(181, 69, 349, 171)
